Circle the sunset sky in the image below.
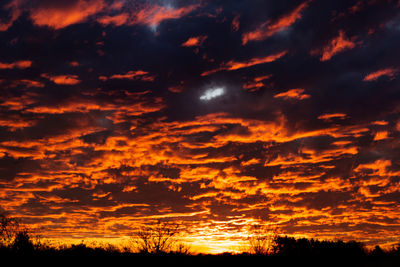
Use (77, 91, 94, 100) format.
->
(1, 0, 400, 253)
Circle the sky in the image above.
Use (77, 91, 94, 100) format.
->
(0, 0, 400, 254)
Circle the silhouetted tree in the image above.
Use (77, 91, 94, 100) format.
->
(245, 224, 278, 255)
(173, 242, 192, 255)
(131, 220, 189, 254)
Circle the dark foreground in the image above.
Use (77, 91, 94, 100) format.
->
(2, 233, 400, 266)
(2, 249, 400, 267)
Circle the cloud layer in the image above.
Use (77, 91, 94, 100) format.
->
(0, 0, 400, 253)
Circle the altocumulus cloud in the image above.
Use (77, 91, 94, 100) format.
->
(0, 0, 399, 253)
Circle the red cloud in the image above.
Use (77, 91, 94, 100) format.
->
(318, 113, 347, 120)
(134, 3, 199, 27)
(231, 15, 240, 32)
(182, 36, 207, 47)
(2, 1, 199, 31)
(29, 0, 105, 29)
(363, 68, 398, 81)
(242, 1, 310, 45)
(312, 30, 358, 61)
(99, 70, 155, 82)
(243, 75, 273, 92)
(373, 131, 389, 141)
(97, 13, 129, 27)
(10, 79, 45, 88)
(42, 74, 81, 85)
(0, 60, 32, 69)
(0, 0, 21, 31)
(274, 88, 310, 100)
(98, 3, 199, 28)
(201, 51, 287, 76)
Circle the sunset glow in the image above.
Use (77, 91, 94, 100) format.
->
(1, 0, 400, 254)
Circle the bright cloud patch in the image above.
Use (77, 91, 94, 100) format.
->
(200, 87, 225, 101)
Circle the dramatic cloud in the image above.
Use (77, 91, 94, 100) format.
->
(182, 36, 208, 47)
(99, 70, 155, 82)
(242, 1, 311, 44)
(363, 68, 398, 82)
(274, 88, 310, 100)
(0, 60, 32, 69)
(41, 74, 81, 85)
(0, 0, 22, 31)
(200, 87, 225, 101)
(97, 2, 200, 28)
(1, 0, 199, 30)
(312, 31, 358, 61)
(29, 0, 105, 29)
(201, 51, 287, 76)
(0, 0, 400, 254)
(318, 113, 347, 121)
(243, 75, 273, 92)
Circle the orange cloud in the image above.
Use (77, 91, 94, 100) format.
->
(313, 30, 358, 61)
(243, 75, 273, 92)
(97, 13, 129, 27)
(19, 79, 45, 88)
(168, 81, 185, 93)
(99, 70, 155, 82)
(29, 0, 105, 29)
(332, 0, 365, 21)
(318, 113, 347, 121)
(0, 60, 32, 69)
(133, 3, 199, 27)
(242, 1, 310, 44)
(363, 68, 398, 82)
(201, 51, 287, 76)
(99, 3, 200, 28)
(24, 91, 164, 118)
(274, 88, 310, 100)
(374, 131, 389, 141)
(0, 92, 38, 111)
(372, 120, 388, 126)
(42, 74, 81, 85)
(1, 107, 398, 253)
(0, 115, 36, 131)
(6, 79, 44, 88)
(69, 61, 80, 67)
(182, 36, 207, 47)
(2, 1, 199, 31)
(231, 15, 240, 32)
(0, 0, 22, 31)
